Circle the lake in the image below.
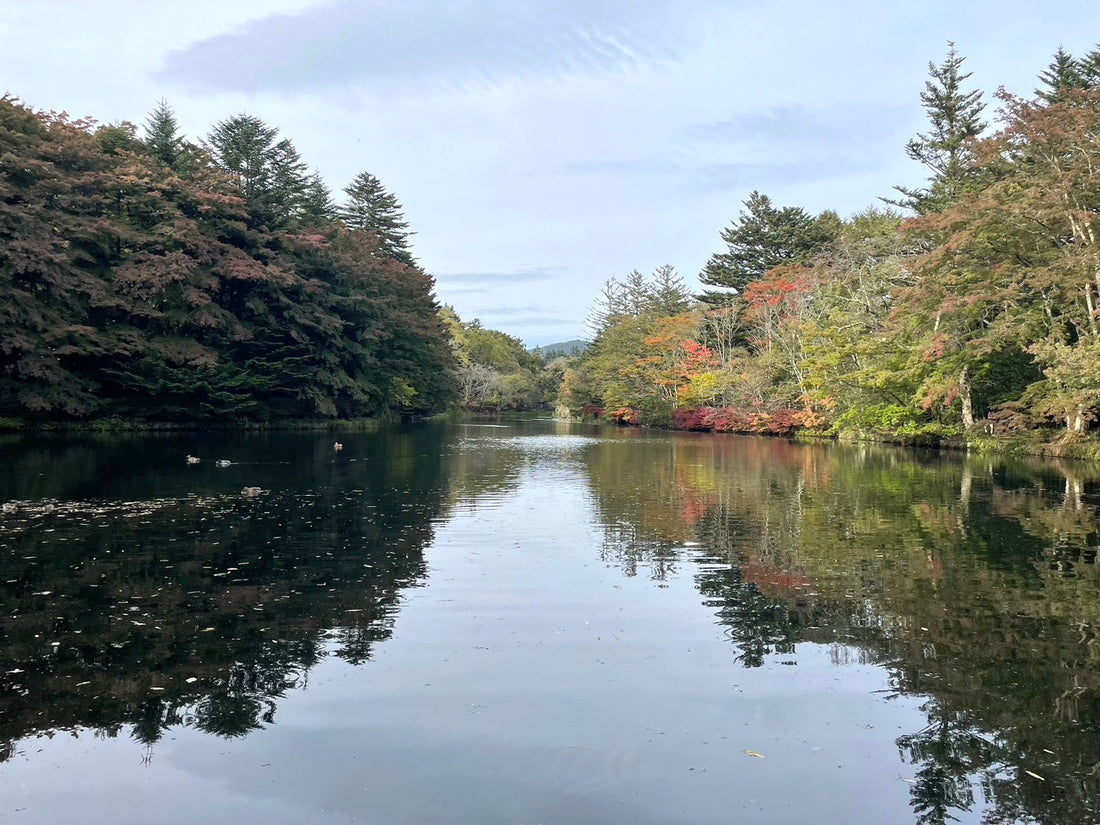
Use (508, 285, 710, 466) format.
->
(0, 420, 1097, 824)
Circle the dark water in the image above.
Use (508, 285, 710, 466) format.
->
(0, 421, 1098, 825)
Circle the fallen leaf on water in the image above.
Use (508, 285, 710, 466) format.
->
(743, 750, 765, 759)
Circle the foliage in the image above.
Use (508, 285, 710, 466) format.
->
(1036, 47, 1088, 104)
(888, 42, 986, 214)
(699, 191, 837, 301)
(444, 310, 556, 411)
(338, 171, 415, 265)
(564, 46, 1100, 447)
(0, 96, 456, 422)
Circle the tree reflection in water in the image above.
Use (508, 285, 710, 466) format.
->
(0, 425, 1098, 825)
(583, 432, 1100, 825)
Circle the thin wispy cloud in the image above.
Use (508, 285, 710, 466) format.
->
(436, 285, 490, 295)
(689, 155, 877, 192)
(479, 306, 566, 319)
(686, 103, 911, 145)
(437, 267, 564, 286)
(157, 0, 718, 94)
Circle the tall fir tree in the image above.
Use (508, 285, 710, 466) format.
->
(648, 264, 692, 316)
(300, 172, 336, 224)
(1036, 47, 1087, 104)
(338, 171, 415, 265)
(206, 114, 314, 227)
(1080, 44, 1100, 86)
(699, 191, 835, 302)
(143, 99, 184, 171)
(889, 43, 986, 214)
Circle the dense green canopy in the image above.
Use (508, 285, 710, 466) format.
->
(0, 97, 456, 422)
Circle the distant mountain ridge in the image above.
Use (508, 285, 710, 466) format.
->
(533, 339, 589, 357)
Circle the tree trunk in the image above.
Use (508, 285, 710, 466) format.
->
(959, 366, 975, 428)
(1086, 282, 1098, 338)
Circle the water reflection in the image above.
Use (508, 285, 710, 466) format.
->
(582, 432, 1100, 824)
(0, 423, 1098, 824)
(0, 428, 467, 755)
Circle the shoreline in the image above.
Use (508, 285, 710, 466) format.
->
(4, 413, 1099, 462)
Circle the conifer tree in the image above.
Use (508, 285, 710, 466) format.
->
(648, 264, 692, 316)
(206, 114, 313, 227)
(1036, 47, 1087, 103)
(338, 171, 415, 265)
(300, 173, 336, 224)
(585, 278, 627, 339)
(143, 99, 184, 171)
(889, 43, 986, 214)
(1081, 44, 1100, 86)
(699, 191, 835, 301)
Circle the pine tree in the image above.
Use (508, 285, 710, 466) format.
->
(1036, 47, 1087, 104)
(699, 191, 835, 301)
(266, 137, 313, 222)
(889, 43, 986, 214)
(205, 114, 309, 227)
(1081, 44, 1100, 86)
(338, 171, 415, 265)
(207, 114, 278, 198)
(648, 264, 692, 316)
(299, 173, 336, 224)
(585, 278, 627, 339)
(143, 99, 184, 171)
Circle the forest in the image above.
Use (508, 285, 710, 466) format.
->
(3, 42, 1100, 446)
(560, 44, 1100, 448)
(0, 96, 462, 424)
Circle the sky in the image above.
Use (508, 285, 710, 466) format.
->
(3, 1, 1100, 346)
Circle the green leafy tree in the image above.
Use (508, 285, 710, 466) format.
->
(338, 172, 415, 265)
(890, 43, 986, 214)
(95, 121, 141, 156)
(699, 191, 836, 301)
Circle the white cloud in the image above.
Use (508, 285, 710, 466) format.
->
(157, 0, 720, 93)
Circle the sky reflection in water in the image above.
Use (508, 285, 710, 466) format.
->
(0, 421, 1097, 824)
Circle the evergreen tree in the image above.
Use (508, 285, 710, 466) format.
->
(206, 114, 314, 227)
(95, 122, 140, 156)
(621, 268, 651, 316)
(585, 277, 627, 339)
(143, 99, 184, 171)
(889, 43, 986, 214)
(1080, 44, 1100, 86)
(338, 171, 415, 265)
(267, 137, 315, 223)
(699, 191, 836, 301)
(648, 264, 693, 316)
(300, 173, 336, 224)
(1036, 47, 1087, 104)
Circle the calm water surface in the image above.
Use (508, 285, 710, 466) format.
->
(0, 420, 1097, 824)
